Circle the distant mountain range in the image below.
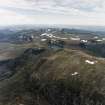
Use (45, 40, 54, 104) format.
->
(0, 25, 105, 32)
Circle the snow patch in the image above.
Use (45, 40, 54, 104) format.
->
(41, 39, 47, 41)
(93, 36, 98, 39)
(70, 37, 80, 41)
(71, 72, 79, 76)
(96, 39, 102, 42)
(40, 33, 67, 40)
(81, 40, 87, 43)
(85, 60, 97, 65)
(40, 33, 54, 38)
(102, 38, 105, 40)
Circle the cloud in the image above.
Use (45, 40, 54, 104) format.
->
(0, 9, 34, 25)
(0, 0, 105, 25)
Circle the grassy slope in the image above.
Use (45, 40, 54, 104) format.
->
(0, 48, 105, 105)
(0, 42, 44, 61)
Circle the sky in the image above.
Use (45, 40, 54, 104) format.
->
(0, 0, 105, 26)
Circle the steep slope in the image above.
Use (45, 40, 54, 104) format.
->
(0, 48, 105, 105)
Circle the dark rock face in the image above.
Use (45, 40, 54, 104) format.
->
(24, 48, 46, 55)
(47, 40, 65, 49)
(0, 60, 12, 80)
(86, 43, 105, 57)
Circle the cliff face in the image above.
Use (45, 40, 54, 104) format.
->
(0, 48, 105, 105)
